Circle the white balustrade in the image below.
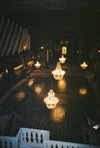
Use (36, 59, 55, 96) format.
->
(0, 128, 49, 148)
(0, 128, 100, 148)
(20, 128, 50, 146)
(0, 136, 18, 148)
(43, 140, 100, 148)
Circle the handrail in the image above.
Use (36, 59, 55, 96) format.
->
(43, 140, 100, 148)
(20, 128, 50, 146)
(0, 128, 99, 148)
(0, 135, 18, 148)
(0, 128, 50, 148)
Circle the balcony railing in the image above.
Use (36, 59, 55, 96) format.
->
(44, 140, 100, 148)
(0, 128, 50, 148)
(0, 128, 99, 148)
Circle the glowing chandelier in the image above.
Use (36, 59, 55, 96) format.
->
(44, 89, 59, 109)
(34, 61, 41, 68)
(80, 62, 88, 69)
(52, 62, 65, 80)
(59, 55, 66, 64)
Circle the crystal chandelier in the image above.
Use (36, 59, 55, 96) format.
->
(59, 55, 66, 64)
(44, 89, 59, 109)
(52, 62, 65, 80)
(34, 61, 41, 68)
(80, 62, 88, 69)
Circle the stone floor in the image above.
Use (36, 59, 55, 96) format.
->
(0, 65, 100, 145)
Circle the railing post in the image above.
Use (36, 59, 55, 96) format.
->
(28, 130, 31, 144)
(44, 142, 48, 148)
(38, 132, 41, 144)
(2, 139, 5, 148)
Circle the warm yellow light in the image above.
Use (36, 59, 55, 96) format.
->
(28, 79, 34, 87)
(32, 56, 34, 59)
(59, 55, 66, 64)
(35, 85, 42, 95)
(51, 106, 65, 122)
(14, 64, 23, 70)
(58, 79, 66, 89)
(41, 46, 44, 49)
(16, 91, 25, 101)
(77, 51, 79, 53)
(6, 69, 8, 73)
(35, 61, 41, 68)
(23, 45, 26, 50)
(52, 62, 65, 80)
(98, 50, 100, 53)
(79, 88, 87, 95)
(28, 61, 34, 66)
(62, 46, 67, 54)
(0, 73, 3, 79)
(44, 89, 59, 109)
(80, 62, 88, 69)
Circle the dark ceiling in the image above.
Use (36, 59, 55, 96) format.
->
(0, 0, 100, 50)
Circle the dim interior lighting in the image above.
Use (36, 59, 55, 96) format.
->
(35, 61, 41, 68)
(14, 64, 23, 70)
(28, 79, 34, 87)
(35, 85, 42, 95)
(58, 79, 66, 89)
(98, 50, 100, 53)
(28, 61, 34, 66)
(23, 45, 26, 50)
(16, 91, 25, 101)
(51, 106, 65, 122)
(79, 88, 87, 95)
(44, 89, 59, 109)
(41, 46, 44, 49)
(59, 55, 66, 64)
(80, 62, 88, 69)
(0, 72, 3, 79)
(52, 62, 65, 80)
(6, 69, 8, 73)
(32, 56, 34, 59)
(62, 46, 67, 54)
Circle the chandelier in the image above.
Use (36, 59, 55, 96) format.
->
(44, 89, 59, 109)
(80, 62, 88, 69)
(59, 55, 66, 64)
(34, 61, 41, 68)
(52, 62, 65, 80)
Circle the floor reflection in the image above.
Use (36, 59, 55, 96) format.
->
(35, 83, 44, 95)
(28, 79, 34, 87)
(51, 106, 65, 122)
(3, 71, 100, 143)
(58, 79, 66, 91)
(79, 88, 87, 95)
(16, 91, 25, 101)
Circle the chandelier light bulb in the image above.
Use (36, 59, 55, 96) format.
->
(80, 62, 88, 69)
(52, 62, 65, 80)
(59, 55, 66, 64)
(35, 61, 41, 68)
(44, 89, 59, 109)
